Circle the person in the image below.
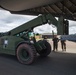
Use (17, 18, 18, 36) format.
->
(52, 35, 59, 51)
(60, 37, 66, 51)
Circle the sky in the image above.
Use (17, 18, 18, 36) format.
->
(0, 10, 76, 34)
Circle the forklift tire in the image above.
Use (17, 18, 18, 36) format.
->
(16, 43, 37, 64)
(38, 40, 51, 57)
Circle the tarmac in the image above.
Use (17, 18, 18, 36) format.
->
(0, 39, 76, 75)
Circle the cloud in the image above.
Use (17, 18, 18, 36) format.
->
(69, 20, 76, 34)
(0, 10, 36, 32)
(34, 24, 57, 34)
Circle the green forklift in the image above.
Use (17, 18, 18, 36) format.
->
(0, 14, 58, 64)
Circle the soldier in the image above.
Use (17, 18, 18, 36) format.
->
(52, 35, 59, 51)
(60, 37, 66, 51)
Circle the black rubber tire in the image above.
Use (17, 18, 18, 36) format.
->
(16, 43, 37, 64)
(37, 40, 51, 57)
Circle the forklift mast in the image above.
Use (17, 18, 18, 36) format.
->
(8, 14, 57, 36)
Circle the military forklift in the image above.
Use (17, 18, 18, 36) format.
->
(0, 14, 58, 64)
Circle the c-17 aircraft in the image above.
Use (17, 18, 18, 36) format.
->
(0, 0, 75, 64)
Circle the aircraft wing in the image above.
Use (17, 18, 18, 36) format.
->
(0, 0, 62, 11)
(60, 35, 76, 42)
(0, 0, 76, 21)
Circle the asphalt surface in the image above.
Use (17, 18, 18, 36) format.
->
(0, 52, 76, 75)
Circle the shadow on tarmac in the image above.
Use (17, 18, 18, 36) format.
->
(0, 52, 76, 75)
